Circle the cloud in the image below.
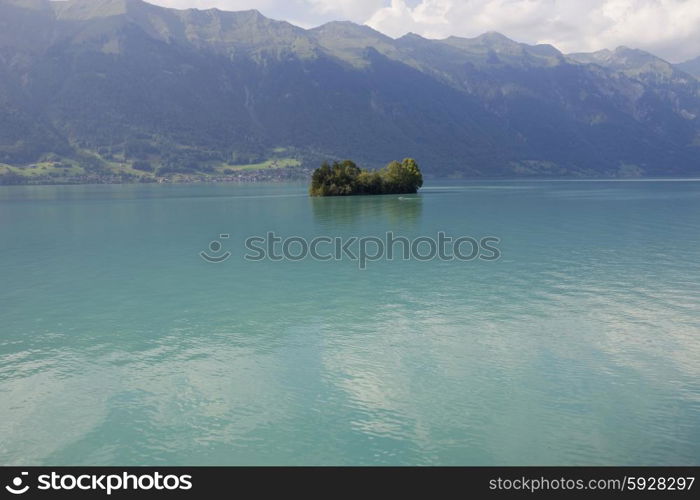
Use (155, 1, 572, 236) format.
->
(364, 0, 700, 62)
(146, 0, 700, 62)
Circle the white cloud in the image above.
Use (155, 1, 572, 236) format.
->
(364, 0, 700, 62)
(146, 0, 700, 62)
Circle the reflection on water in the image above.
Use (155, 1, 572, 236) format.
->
(310, 194, 422, 229)
(0, 180, 699, 465)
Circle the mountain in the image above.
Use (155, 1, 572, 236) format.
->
(677, 56, 700, 79)
(0, 0, 699, 183)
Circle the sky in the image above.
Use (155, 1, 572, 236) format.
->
(147, 0, 700, 63)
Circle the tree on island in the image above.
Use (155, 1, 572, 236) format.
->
(309, 158, 423, 196)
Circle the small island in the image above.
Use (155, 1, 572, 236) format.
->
(309, 158, 423, 196)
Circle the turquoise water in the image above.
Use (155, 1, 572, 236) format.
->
(0, 180, 699, 465)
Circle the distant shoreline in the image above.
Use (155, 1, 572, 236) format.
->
(0, 167, 315, 187)
(4, 175, 700, 188)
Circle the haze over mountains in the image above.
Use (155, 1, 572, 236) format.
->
(1, 0, 699, 181)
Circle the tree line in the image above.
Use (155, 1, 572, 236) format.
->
(309, 158, 423, 196)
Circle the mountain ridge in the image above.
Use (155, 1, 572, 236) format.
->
(0, 0, 699, 182)
(677, 56, 700, 79)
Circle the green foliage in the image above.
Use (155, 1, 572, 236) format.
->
(382, 158, 424, 194)
(0, 171, 28, 185)
(132, 160, 154, 172)
(156, 164, 191, 175)
(309, 158, 423, 196)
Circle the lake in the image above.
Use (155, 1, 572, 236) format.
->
(0, 180, 699, 465)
